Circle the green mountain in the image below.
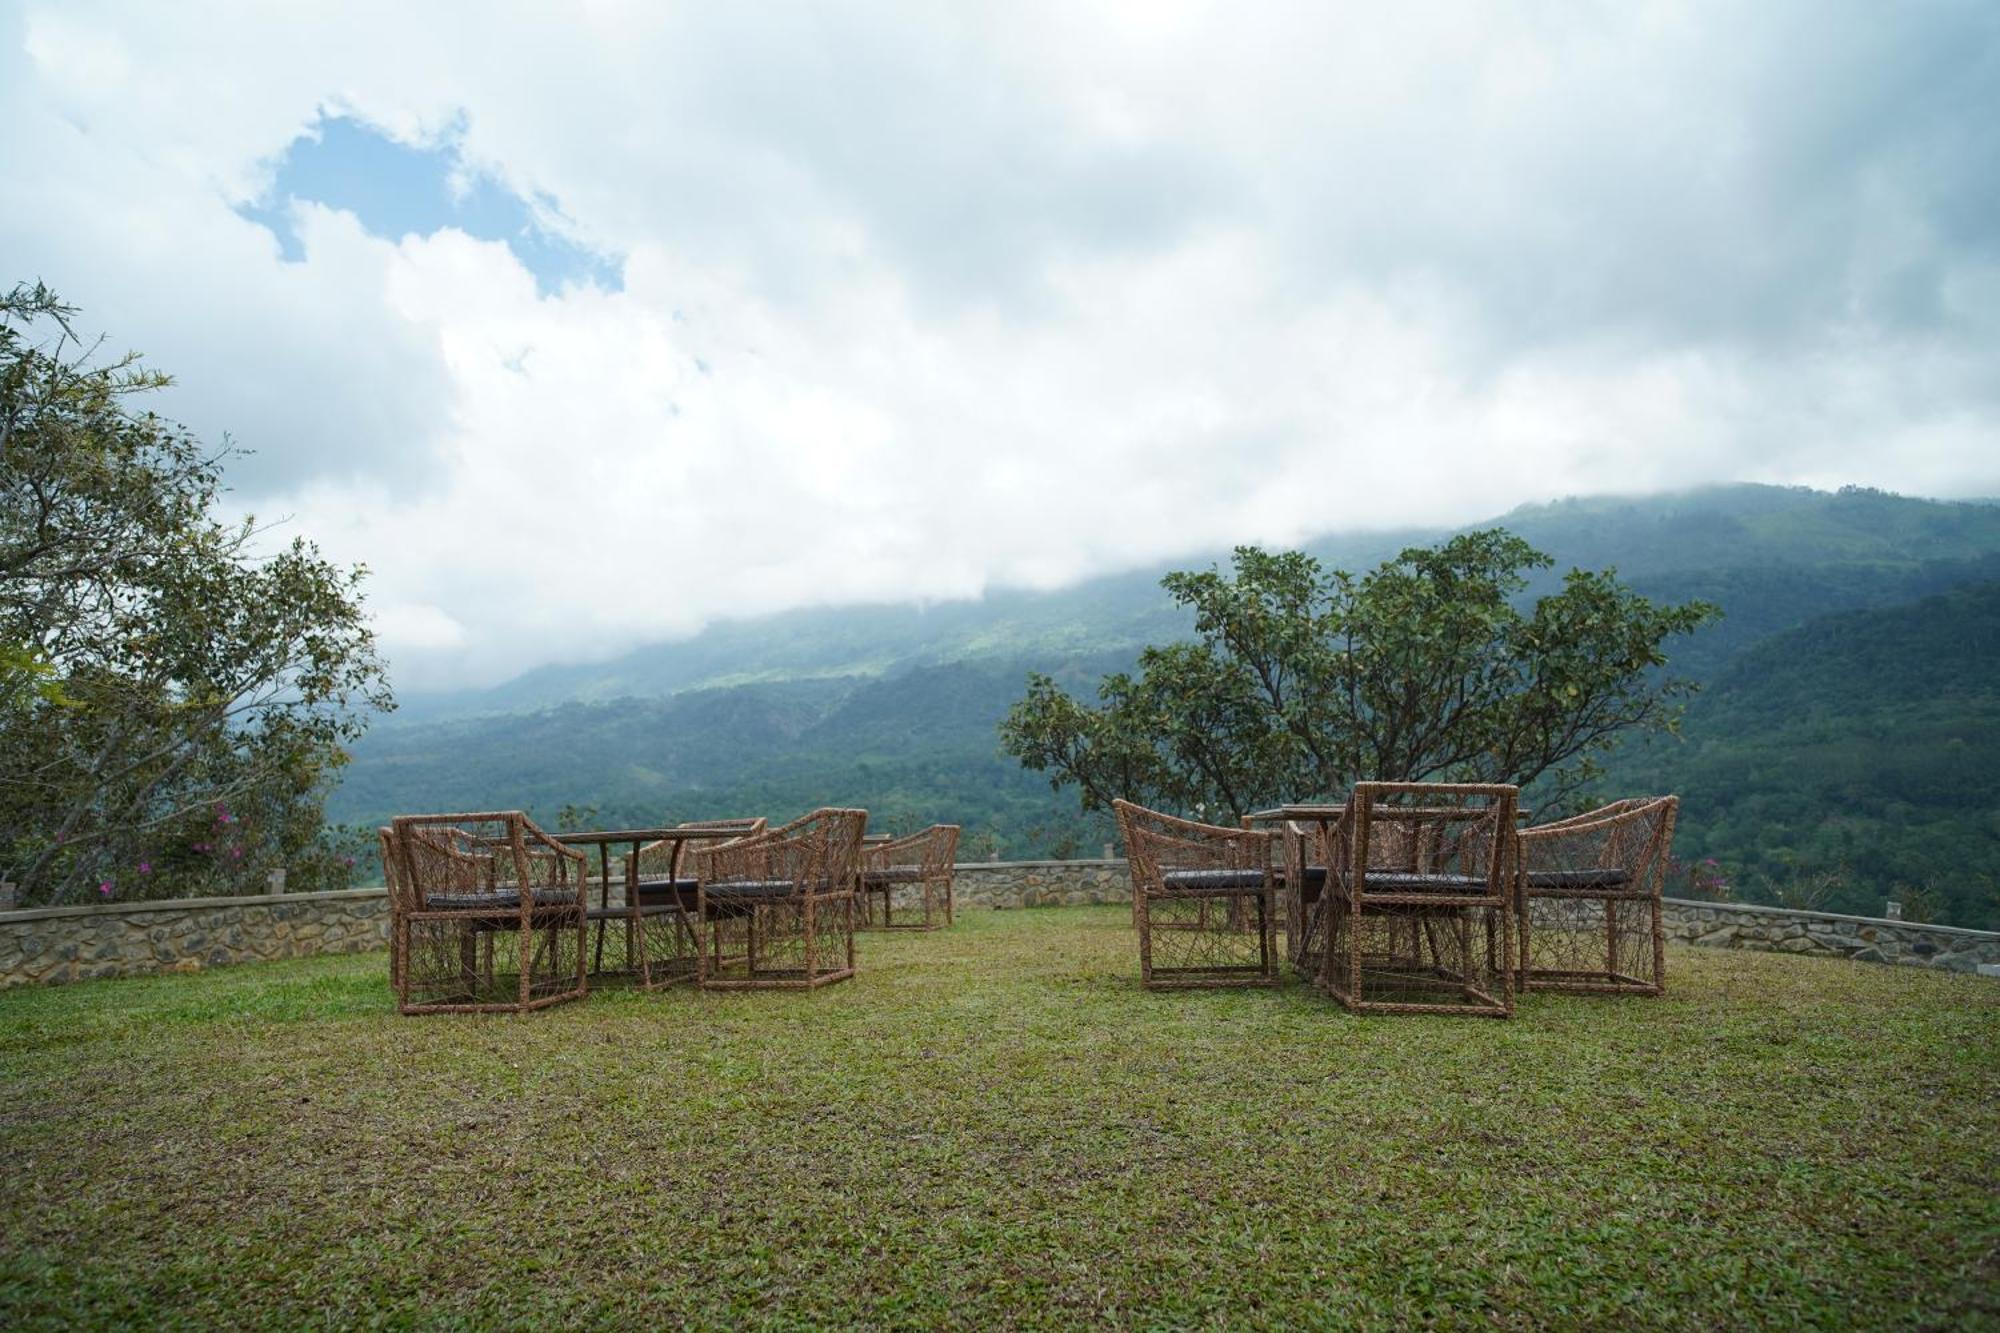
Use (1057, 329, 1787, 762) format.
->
(333, 484, 2000, 924)
(1606, 581, 2000, 927)
(396, 484, 2000, 719)
(335, 653, 1135, 860)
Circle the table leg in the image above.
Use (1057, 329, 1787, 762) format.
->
(593, 844, 611, 976)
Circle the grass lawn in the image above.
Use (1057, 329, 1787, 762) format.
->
(1, 906, 1996, 1329)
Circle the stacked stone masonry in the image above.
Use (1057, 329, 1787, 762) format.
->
(0, 862, 1994, 987)
(0, 890, 392, 987)
(1658, 899, 2000, 973)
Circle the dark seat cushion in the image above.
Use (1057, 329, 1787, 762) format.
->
(1524, 867, 1633, 890)
(862, 867, 923, 885)
(1359, 872, 1494, 893)
(704, 879, 800, 899)
(424, 888, 578, 911)
(633, 877, 703, 901)
(1160, 868, 1267, 894)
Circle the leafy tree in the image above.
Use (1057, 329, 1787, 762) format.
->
(1000, 531, 1717, 820)
(1, 282, 393, 904)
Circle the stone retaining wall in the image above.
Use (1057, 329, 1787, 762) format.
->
(952, 859, 1131, 909)
(1, 861, 1994, 987)
(1658, 898, 2000, 973)
(0, 889, 392, 988)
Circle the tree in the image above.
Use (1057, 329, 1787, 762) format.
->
(1, 282, 393, 904)
(999, 531, 1718, 821)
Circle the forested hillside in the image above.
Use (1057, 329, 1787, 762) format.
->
(334, 653, 1134, 860)
(1606, 582, 2000, 927)
(333, 485, 2000, 925)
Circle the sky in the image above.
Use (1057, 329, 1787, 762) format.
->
(3, 1, 1997, 693)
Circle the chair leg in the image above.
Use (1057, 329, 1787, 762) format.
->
(1136, 894, 1153, 986)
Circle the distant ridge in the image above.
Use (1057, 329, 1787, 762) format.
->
(391, 484, 2000, 722)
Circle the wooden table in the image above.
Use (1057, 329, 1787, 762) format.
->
(549, 824, 761, 987)
(1257, 802, 1529, 975)
(1273, 797, 1520, 1014)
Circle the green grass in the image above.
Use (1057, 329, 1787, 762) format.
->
(1, 907, 1996, 1329)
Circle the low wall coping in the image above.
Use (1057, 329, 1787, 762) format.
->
(0, 885, 389, 926)
(1661, 897, 1999, 942)
(1, 874, 1990, 942)
(953, 859, 1125, 872)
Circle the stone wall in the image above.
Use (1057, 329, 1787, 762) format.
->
(2, 862, 1995, 987)
(951, 859, 1131, 909)
(1658, 898, 2000, 973)
(0, 889, 392, 988)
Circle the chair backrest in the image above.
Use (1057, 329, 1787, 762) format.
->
(1114, 799, 1270, 894)
(691, 808, 868, 891)
(634, 817, 769, 880)
(866, 825, 960, 878)
(389, 812, 585, 908)
(1336, 783, 1518, 901)
(678, 817, 769, 836)
(1518, 796, 1678, 896)
(377, 826, 415, 912)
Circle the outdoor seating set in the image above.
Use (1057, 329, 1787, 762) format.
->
(378, 808, 960, 1015)
(1115, 783, 1679, 1016)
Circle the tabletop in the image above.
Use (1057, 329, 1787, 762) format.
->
(549, 826, 760, 846)
(1270, 804, 1532, 822)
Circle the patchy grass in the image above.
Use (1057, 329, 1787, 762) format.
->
(0, 906, 1995, 1329)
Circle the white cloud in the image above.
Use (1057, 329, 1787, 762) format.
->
(3, 0, 1996, 691)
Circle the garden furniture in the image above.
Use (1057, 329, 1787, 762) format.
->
(1516, 796, 1678, 994)
(1114, 799, 1278, 989)
(860, 824, 960, 930)
(387, 811, 589, 1015)
(609, 818, 767, 989)
(536, 820, 767, 990)
(689, 808, 869, 990)
(1297, 783, 1516, 1016)
(378, 826, 400, 992)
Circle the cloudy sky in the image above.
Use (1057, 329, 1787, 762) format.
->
(4, 2, 1997, 691)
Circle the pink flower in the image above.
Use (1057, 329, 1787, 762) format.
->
(98, 881, 113, 897)
(138, 861, 151, 874)
(229, 846, 243, 861)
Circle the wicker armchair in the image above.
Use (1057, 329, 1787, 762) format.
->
(1516, 796, 1678, 995)
(379, 826, 403, 994)
(387, 812, 589, 1015)
(689, 808, 868, 990)
(1115, 800, 1278, 989)
(861, 825, 960, 930)
(607, 818, 768, 989)
(1312, 783, 1515, 1017)
(1277, 819, 1324, 976)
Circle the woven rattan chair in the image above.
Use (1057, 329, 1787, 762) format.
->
(1516, 796, 1678, 995)
(1276, 819, 1324, 976)
(1308, 783, 1515, 1017)
(1115, 800, 1278, 989)
(379, 826, 404, 993)
(388, 812, 589, 1015)
(689, 808, 867, 990)
(860, 824, 960, 930)
(608, 818, 768, 989)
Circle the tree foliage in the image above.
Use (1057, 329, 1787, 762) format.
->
(1000, 531, 1718, 820)
(1, 283, 393, 905)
